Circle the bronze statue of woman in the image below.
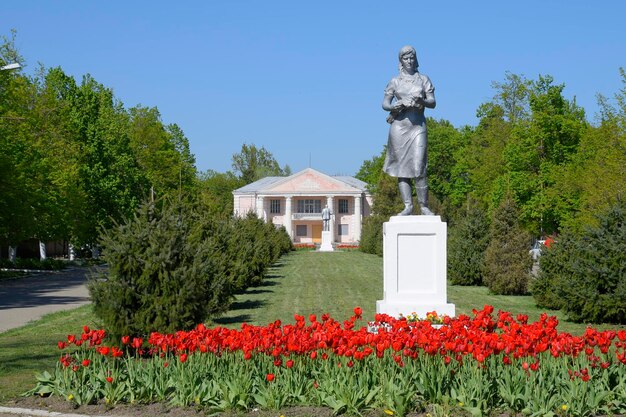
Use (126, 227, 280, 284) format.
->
(382, 45, 436, 216)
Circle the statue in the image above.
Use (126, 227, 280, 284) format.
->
(321, 205, 332, 231)
(382, 45, 436, 216)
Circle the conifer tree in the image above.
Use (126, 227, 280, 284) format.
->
(448, 200, 490, 285)
(533, 199, 626, 323)
(483, 194, 532, 294)
(89, 198, 233, 340)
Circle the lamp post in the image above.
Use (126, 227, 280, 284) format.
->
(1, 63, 21, 71)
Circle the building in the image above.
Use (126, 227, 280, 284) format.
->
(233, 168, 372, 244)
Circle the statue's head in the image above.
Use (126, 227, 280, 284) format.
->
(398, 45, 418, 73)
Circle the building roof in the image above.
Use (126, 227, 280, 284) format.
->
(233, 168, 370, 195)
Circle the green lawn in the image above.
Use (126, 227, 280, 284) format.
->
(0, 304, 97, 402)
(214, 250, 384, 327)
(1, 249, 623, 403)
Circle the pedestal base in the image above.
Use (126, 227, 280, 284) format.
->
(376, 215, 455, 319)
(376, 300, 456, 318)
(319, 230, 334, 252)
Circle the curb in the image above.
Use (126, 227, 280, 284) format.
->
(0, 406, 111, 417)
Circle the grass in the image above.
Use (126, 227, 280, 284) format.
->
(0, 304, 98, 402)
(1, 249, 624, 403)
(213, 251, 383, 327)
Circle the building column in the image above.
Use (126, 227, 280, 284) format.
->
(326, 195, 335, 242)
(39, 241, 47, 261)
(354, 195, 362, 242)
(256, 195, 265, 221)
(8, 246, 16, 263)
(285, 196, 292, 239)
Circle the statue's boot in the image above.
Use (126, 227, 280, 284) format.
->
(416, 185, 434, 215)
(397, 179, 414, 216)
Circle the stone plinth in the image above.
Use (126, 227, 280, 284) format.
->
(319, 230, 334, 252)
(376, 215, 455, 318)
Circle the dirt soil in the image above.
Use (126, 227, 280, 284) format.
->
(4, 395, 433, 417)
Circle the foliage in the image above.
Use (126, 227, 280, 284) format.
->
(0, 257, 66, 270)
(31, 307, 626, 416)
(355, 147, 386, 194)
(0, 31, 197, 255)
(532, 200, 626, 323)
(483, 195, 532, 295)
(426, 118, 467, 204)
(88, 198, 234, 340)
(448, 200, 490, 285)
(197, 169, 243, 218)
(359, 172, 403, 256)
(88, 196, 292, 340)
(231, 143, 289, 185)
(359, 214, 385, 256)
(556, 68, 626, 233)
(227, 212, 293, 293)
(128, 106, 197, 197)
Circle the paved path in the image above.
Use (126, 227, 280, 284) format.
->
(0, 267, 96, 333)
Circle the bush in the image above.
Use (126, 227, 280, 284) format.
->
(89, 199, 234, 340)
(532, 199, 626, 323)
(0, 257, 66, 270)
(448, 202, 490, 285)
(483, 195, 532, 295)
(359, 214, 385, 256)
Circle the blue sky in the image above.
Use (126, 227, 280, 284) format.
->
(3, 1, 625, 176)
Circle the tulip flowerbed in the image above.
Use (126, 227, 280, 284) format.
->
(31, 306, 626, 416)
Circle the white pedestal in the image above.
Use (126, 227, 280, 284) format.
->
(376, 216, 455, 318)
(319, 230, 334, 252)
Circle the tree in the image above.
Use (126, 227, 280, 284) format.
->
(71, 75, 148, 246)
(197, 169, 244, 218)
(501, 75, 587, 235)
(231, 143, 288, 184)
(358, 172, 403, 256)
(427, 118, 466, 203)
(461, 103, 512, 211)
(532, 199, 626, 323)
(490, 71, 532, 124)
(483, 194, 532, 295)
(128, 106, 197, 198)
(448, 200, 490, 285)
(554, 68, 626, 233)
(0, 31, 35, 250)
(89, 198, 234, 340)
(355, 147, 386, 194)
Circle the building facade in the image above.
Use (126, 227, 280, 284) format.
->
(233, 168, 372, 244)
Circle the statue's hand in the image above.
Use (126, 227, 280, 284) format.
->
(392, 102, 405, 112)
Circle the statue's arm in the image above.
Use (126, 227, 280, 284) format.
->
(382, 93, 404, 112)
(421, 90, 436, 109)
(418, 75, 436, 109)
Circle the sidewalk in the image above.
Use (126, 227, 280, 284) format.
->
(0, 406, 109, 417)
(0, 267, 94, 333)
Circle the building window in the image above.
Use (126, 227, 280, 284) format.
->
(338, 224, 349, 236)
(270, 199, 281, 214)
(338, 199, 349, 214)
(296, 225, 308, 237)
(296, 199, 322, 213)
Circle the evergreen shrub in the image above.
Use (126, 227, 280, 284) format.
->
(90, 200, 230, 340)
(359, 214, 385, 256)
(483, 195, 532, 295)
(448, 202, 490, 285)
(532, 200, 626, 323)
